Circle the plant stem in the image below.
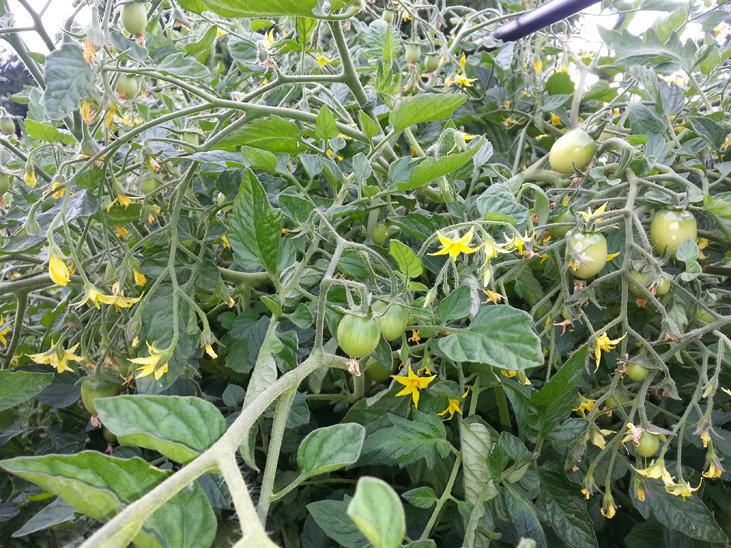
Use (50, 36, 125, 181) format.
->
(419, 454, 462, 540)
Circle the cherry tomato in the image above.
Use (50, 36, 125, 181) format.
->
(655, 276, 671, 296)
(121, 1, 147, 35)
(548, 209, 574, 238)
(0, 173, 11, 194)
(116, 76, 139, 98)
(628, 270, 672, 298)
(626, 362, 649, 382)
(424, 53, 440, 73)
(569, 231, 607, 279)
(0, 116, 14, 134)
(181, 131, 199, 153)
(649, 209, 697, 260)
(635, 431, 660, 457)
(363, 357, 393, 382)
(102, 427, 118, 443)
(693, 306, 715, 325)
(375, 302, 409, 341)
(337, 314, 381, 358)
(80, 378, 122, 415)
(404, 43, 421, 64)
(382, 9, 395, 23)
(548, 128, 597, 174)
(139, 177, 160, 194)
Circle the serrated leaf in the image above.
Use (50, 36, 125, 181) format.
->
(308, 499, 368, 548)
(347, 477, 405, 548)
(536, 462, 597, 548)
(397, 144, 481, 191)
(361, 411, 451, 468)
(43, 44, 95, 120)
(229, 169, 282, 275)
(157, 53, 210, 79)
(0, 371, 54, 412)
(24, 120, 75, 145)
(389, 240, 422, 279)
(500, 483, 547, 548)
(438, 284, 472, 322)
(402, 486, 437, 509)
(389, 93, 467, 132)
(315, 105, 339, 141)
(298, 423, 366, 477)
(433, 306, 543, 370)
(95, 395, 227, 464)
(530, 346, 587, 436)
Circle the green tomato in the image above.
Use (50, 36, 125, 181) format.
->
(382, 9, 395, 23)
(627, 269, 651, 298)
(605, 393, 629, 409)
(424, 53, 440, 73)
(693, 306, 715, 325)
(650, 209, 697, 260)
(372, 222, 389, 245)
(0, 173, 11, 194)
(548, 209, 574, 239)
(635, 432, 660, 457)
(80, 378, 122, 415)
(337, 314, 381, 358)
(102, 427, 118, 443)
(375, 302, 409, 341)
(363, 357, 393, 382)
(548, 128, 597, 174)
(0, 116, 14, 134)
(121, 1, 147, 35)
(627, 362, 650, 382)
(404, 43, 421, 64)
(655, 275, 671, 296)
(569, 231, 607, 279)
(116, 76, 139, 98)
(139, 177, 160, 194)
(181, 131, 199, 153)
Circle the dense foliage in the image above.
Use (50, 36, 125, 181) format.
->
(0, 0, 730, 547)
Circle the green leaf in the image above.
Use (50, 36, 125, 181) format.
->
(347, 477, 405, 548)
(530, 346, 587, 436)
(536, 462, 597, 548)
(198, 0, 360, 17)
(500, 483, 547, 548)
(389, 93, 467, 132)
(645, 480, 728, 542)
(297, 423, 366, 477)
(690, 116, 727, 149)
(438, 284, 472, 322)
(627, 103, 665, 134)
(229, 169, 282, 276)
(25, 120, 75, 145)
(12, 497, 77, 538)
(397, 144, 480, 191)
(360, 111, 381, 140)
(240, 146, 279, 171)
(177, 0, 207, 13)
(215, 115, 301, 154)
(361, 411, 452, 468)
(308, 499, 368, 548)
(402, 486, 437, 509)
(184, 25, 219, 57)
(315, 105, 339, 141)
(157, 53, 210, 79)
(43, 44, 95, 120)
(389, 239, 423, 279)
(95, 395, 227, 464)
(460, 417, 493, 507)
(0, 371, 54, 412)
(433, 306, 543, 370)
(0, 452, 216, 548)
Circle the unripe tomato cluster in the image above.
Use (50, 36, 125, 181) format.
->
(337, 303, 409, 359)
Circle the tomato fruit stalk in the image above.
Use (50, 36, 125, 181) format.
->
(548, 128, 597, 174)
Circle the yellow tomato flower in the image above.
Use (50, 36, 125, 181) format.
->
(550, 113, 561, 126)
(573, 396, 596, 417)
(24, 169, 37, 188)
(703, 460, 724, 479)
(429, 226, 481, 260)
(133, 269, 147, 286)
(49, 254, 70, 287)
(221, 235, 231, 249)
(587, 426, 615, 449)
(316, 52, 334, 67)
(533, 59, 542, 72)
(130, 341, 169, 380)
(578, 203, 608, 222)
(446, 74, 477, 88)
(74, 285, 115, 309)
(108, 292, 142, 311)
(0, 316, 9, 349)
(482, 289, 503, 304)
(83, 38, 99, 63)
(205, 344, 217, 359)
(665, 480, 701, 500)
(594, 332, 626, 370)
(701, 431, 711, 448)
(634, 458, 675, 486)
(116, 226, 129, 237)
(438, 397, 463, 420)
(601, 493, 616, 519)
(262, 29, 276, 49)
(29, 343, 83, 374)
(391, 366, 436, 409)
(80, 101, 96, 125)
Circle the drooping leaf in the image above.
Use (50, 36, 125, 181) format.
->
(0, 371, 54, 413)
(397, 144, 481, 191)
(298, 423, 366, 477)
(347, 477, 406, 548)
(43, 44, 94, 120)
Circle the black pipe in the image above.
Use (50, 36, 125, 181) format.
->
(480, 0, 602, 44)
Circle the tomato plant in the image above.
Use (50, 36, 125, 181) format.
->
(0, 1, 729, 547)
